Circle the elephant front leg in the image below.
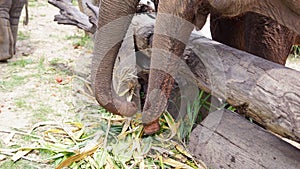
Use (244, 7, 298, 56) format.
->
(0, 0, 13, 61)
(142, 0, 201, 134)
(10, 0, 27, 55)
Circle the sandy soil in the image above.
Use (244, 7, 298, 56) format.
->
(0, 1, 94, 129)
(0, 1, 97, 167)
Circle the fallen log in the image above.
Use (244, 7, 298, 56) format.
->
(134, 23, 300, 142)
(47, 2, 300, 142)
(48, 0, 97, 33)
(77, 0, 99, 19)
(188, 109, 300, 169)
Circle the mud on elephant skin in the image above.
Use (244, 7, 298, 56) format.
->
(92, 0, 300, 134)
(0, 0, 28, 61)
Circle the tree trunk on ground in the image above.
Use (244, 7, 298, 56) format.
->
(188, 109, 300, 169)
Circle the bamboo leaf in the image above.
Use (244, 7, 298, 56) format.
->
(112, 140, 134, 164)
(173, 142, 193, 159)
(93, 149, 108, 168)
(141, 137, 152, 155)
(3, 132, 15, 145)
(29, 121, 60, 133)
(117, 119, 131, 139)
(11, 149, 32, 162)
(46, 128, 67, 135)
(73, 127, 84, 140)
(66, 121, 84, 129)
(161, 112, 179, 140)
(87, 156, 98, 169)
(55, 144, 99, 169)
(163, 157, 194, 169)
(44, 153, 65, 161)
(0, 154, 6, 161)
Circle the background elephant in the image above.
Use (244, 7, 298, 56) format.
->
(93, 0, 300, 134)
(210, 12, 298, 65)
(0, 0, 27, 61)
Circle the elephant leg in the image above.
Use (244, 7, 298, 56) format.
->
(0, 0, 13, 61)
(9, 0, 27, 55)
(244, 12, 297, 65)
(210, 12, 297, 65)
(92, 0, 140, 116)
(142, 0, 200, 134)
(210, 13, 246, 52)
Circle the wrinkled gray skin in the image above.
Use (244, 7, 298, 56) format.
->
(0, 0, 27, 61)
(210, 12, 298, 65)
(93, 0, 300, 134)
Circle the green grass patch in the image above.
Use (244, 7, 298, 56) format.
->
(37, 56, 46, 73)
(65, 34, 93, 50)
(49, 58, 63, 66)
(33, 104, 54, 121)
(15, 98, 28, 109)
(8, 58, 33, 67)
(18, 31, 30, 41)
(0, 75, 27, 91)
(28, 0, 47, 8)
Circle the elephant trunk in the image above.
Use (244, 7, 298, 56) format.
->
(142, 0, 196, 134)
(92, 0, 139, 116)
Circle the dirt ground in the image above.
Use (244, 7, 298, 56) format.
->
(0, 1, 97, 168)
(0, 0, 299, 168)
(0, 1, 95, 130)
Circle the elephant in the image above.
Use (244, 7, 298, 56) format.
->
(92, 0, 300, 134)
(140, 1, 298, 65)
(210, 12, 298, 65)
(0, 0, 28, 61)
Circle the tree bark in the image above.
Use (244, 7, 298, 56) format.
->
(48, 0, 97, 33)
(188, 109, 300, 169)
(134, 23, 300, 142)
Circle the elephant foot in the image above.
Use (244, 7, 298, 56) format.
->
(0, 56, 12, 62)
(144, 119, 160, 135)
(0, 46, 13, 61)
(0, 59, 9, 63)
